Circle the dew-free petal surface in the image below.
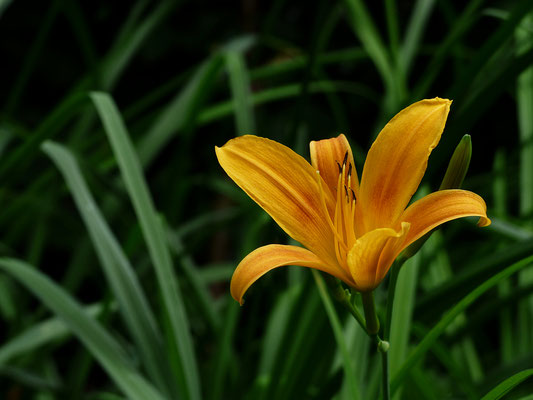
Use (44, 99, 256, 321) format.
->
(230, 244, 353, 304)
(359, 98, 451, 231)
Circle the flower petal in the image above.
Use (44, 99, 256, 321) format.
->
(347, 222, 410, 291)
(358, 98, 452, 231)
(231, 244, 354, 304)
(310, 134, 359, 197)
(399, 189, 491, 250)
(216, 135, 338, 267)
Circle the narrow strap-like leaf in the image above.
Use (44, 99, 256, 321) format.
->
(480, 369, 533, 400)
(391, 254, 533, 394)
(0, 258, 165, 400)
(90, 91, 201, 400)
(42, 141, 177, 397)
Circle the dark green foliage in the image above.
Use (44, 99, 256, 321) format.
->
(1, 1, 533, 398)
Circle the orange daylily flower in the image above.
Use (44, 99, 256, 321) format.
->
(216, 98, 491, 304)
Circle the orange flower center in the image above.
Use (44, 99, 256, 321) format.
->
(317, 152, 359, 270)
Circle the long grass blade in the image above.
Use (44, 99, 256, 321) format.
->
(0, 258, 165, 400)
(42, 140, 177, 397)
(313, 270, 360, 400)
(199, 80, 378, 125)
(389, 254, 420, 400)
(391, 254, 533, 395)
(101, 1, 176, 90)
(90, 92, 201, 400)
(450, 0, 533, 103)
(413, 0, 485, 98)
(138, 55, 224, 166)
(341, 0, 399, 108)
(225, 50, 256, 134)
(416, 238, 533, 320)
(209, 301, 239, 400)
(399, 0, 436, 76)
(516, 12, 533, 357)
(0, 91, 86, 182)
(0, 304, 102, 366)
(480, 369, 533, 400)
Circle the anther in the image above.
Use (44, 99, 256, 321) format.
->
(347, 163, 352, 178)
(342, 151, 348, 167)
(351, 188, 356, 202)
(344, 185, 350, 202)
(336, 161, 342, 174)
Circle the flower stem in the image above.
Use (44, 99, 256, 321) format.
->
(383, 258, 405, 340)
(331, 283, 390, 399)
(361, 291, 380, 335)
(331, 279, 367, 332)
(380, 342, 390, 400)
(361, 290, 391, 400)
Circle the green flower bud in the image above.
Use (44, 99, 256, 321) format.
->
(378, 340, 390, 353)
(439, 134, 472, 190)
(400, 135, 473, 260)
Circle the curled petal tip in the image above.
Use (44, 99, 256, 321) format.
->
(231, 288, 245, 306)
(478, 216, 492, 227)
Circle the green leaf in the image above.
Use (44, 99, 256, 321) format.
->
(388, 254, 420, 400)
(225, 50, 256, 134)
(209, 300, 239, 400)
(166, 227, 219, 332)
(341, 0, 400, 108)
(42, 140, 177, 398)
(412, 0, 485, 98)
(138, 54, 224, 166)
(0, 91, 86, 182)
(0, 304, 103, 366)
(101, 0, 177, 90)
(0, 258, 165, 400)
(199, 80, 378, 125)
(90, 91, 201, 400)
(416, 239, 533, 320)
(516, 12, 533, 357)
(481, 369, 533, 400)
(313, 271, 360, 400)
(399, 0, 436, 75)
(391, 254, 533, 395)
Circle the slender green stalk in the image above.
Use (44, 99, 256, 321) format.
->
(313, 271, 360, 400)
(380, 348, 390, 400)
(332, 281, 366, 331)
(361, 291, 380, 335)
(360, 290, 390, 400)
(383, 259, 403, 341)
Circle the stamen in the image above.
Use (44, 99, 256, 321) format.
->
(346, 198, 357, 246)
(333, 183, 348, 265)
(336, 161, 342, 174)
(342, 151, 348, 167)
(335, 172, 348, 265)
(351, 188, 356, 202)
(315, 171, 348, 251)
(347, 163, 352, 178)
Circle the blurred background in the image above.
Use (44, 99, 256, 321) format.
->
(1, 0, 533, 398)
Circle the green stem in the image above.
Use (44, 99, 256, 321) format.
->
(331, 282, 390, 399)
(380, 345, 390, 400)
(361, 291, 380, 335)
(332, 280, 366, 331)
(361, 290, 391, 400)
(383, 258, 406, 340)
